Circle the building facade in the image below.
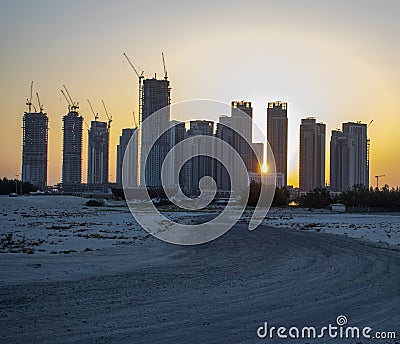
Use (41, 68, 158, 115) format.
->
(140, 78, 171, 188)
(252, 142, 264, 174)
(87, 121, 109, 185)
(116, 128, 135, 187)
(22, 111, 48, 189)
(330, 122, 368, 192)
(165, 121, 187, 189)
(299, 117, 326, 192)
(330, 130, 356, 192)
(229, 101, 253, 171)
(342, 122, 369, 188)
(215, 102, 265, 193)
(62, 110, 83, 189)
(186, 120, 215, 196)
(267, 101, 288, 186)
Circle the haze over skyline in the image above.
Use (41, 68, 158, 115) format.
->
(1, 0, 399, 187)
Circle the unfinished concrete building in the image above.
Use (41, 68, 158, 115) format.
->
(62, 110, 83, 189)
(22, 111, 49, 189)
(140, 77, 171, 188)
(87, 121, 109, 185)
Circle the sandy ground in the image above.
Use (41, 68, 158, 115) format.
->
(0, 196, 399, 343)
(261, 208, 400, 246)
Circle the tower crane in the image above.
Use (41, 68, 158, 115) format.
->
(375, 175, 385, 189)
(87, 99, 99, 121)
(101, 100, 113, 131)
(123, 52, 144, 186)
(123, 53, 144, 125)
(162, 52, 168, 80)
(36, 92, 44, 112)
(63, 85, 79, 112)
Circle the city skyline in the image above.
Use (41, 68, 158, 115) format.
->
(1, 1, 399, 187)
(11, 83, 394, 190)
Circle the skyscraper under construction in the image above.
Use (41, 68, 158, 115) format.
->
(87, 121, 109, 185)
(22, 83, 48, 189)
(140, 77, 171, 188)
(122, 53, 171, 189)
(62, 108, 83, 189)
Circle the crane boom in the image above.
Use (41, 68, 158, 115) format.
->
(63, 85, 79, 111)
(30, 81, 33, 111)
(101, 100, 113, 130)
(87, 99, 99, 121)
(26, 81, 34, 112)
(122, 52, 144, 124)
(162, 52, 168, 80)
(61, 90, 71, 106)
(63, 85, 74, 105)
(123, 53, 143, 78)
(101, 100, 111, 121)
(36, 92, 43, 112)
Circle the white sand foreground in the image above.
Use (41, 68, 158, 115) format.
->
(0, 196, 399, 343)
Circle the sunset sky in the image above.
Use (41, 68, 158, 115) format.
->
(0, 0, 399, 187)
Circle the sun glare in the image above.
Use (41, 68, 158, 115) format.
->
(261, 163, 268, 174)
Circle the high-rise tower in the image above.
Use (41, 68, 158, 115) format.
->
(186, 121, 215, 196)
(116, 128, 136, 187)
(330, 130, 355, 192)
(299, 117, 326, 192)
(22, 112, 48, 189)
(22, 83, 48, 190)
(140, 77, 171, 188)
(216, 101, 254, 192)
(330, 122, 368, 192)
(342, 122, 369, 188)
(229, 101, 253, 171)
(267, 101, 288, 187)
(62, 109, 83, 189)
(87, 121, 109, 185)
(164, 121, 187, 189)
